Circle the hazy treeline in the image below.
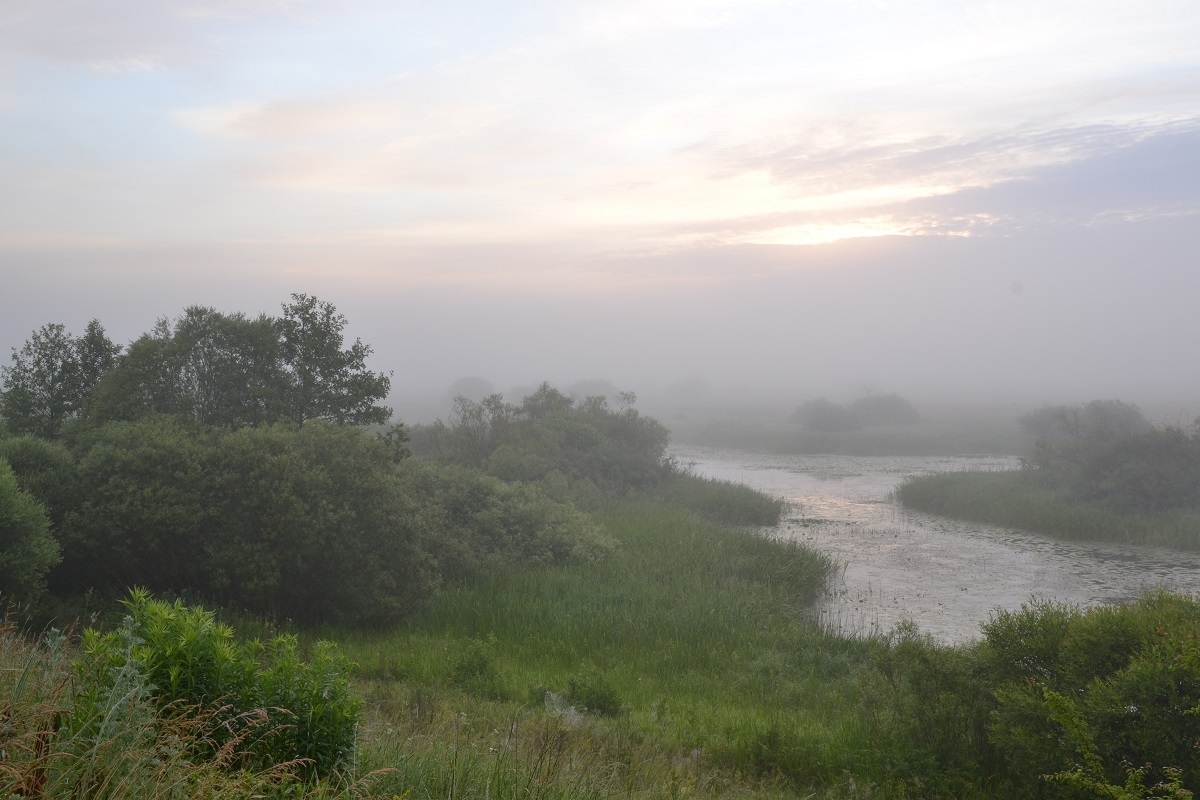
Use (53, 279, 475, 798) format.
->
(898, 399, 1200, 548)
(0, 297, 701, 624)
(791, 393, 922, 432)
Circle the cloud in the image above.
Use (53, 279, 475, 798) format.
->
(0, 0, 299, 69)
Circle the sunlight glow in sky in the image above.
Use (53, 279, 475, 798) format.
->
(2, 0, 1197, 278)
(2, 1, 1200, 403)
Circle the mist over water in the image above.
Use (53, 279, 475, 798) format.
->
(672, 446, 1200, 643)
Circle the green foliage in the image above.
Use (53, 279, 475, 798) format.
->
(659, 469, 784, 526)
(418, 383, 672, 499)
(0, 434, 80, 530)
(896, 469, 1200, 550)
(61, 416, 435, 625)
(88, 295, 390, 430)
(450, 637, 510, 700)
(983, 593, 1200, 797)
(564, 661, 622, 716)
(0, 320, 120, 438)
(0, 457, 60, 601)
(279, 293, 392, 426)
(397, 461, 616, 584)
(79, 589, 362, 781)
(1014, 399, 1200, 514)
(860, 621, 996, 796)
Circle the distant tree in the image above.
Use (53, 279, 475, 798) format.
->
(849, 393, 921, 426)
(791, 398, 862, 431)
(279, 294, 392, 426)
(0, 320, 120, 438)
(445, 376, 494, 402)
(90, 319, 186, 423)
(0, 457, 60, 601)
(171, 306, 286, 427)
(91, 295, 390, 429)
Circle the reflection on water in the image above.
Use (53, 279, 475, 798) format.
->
(671, 445, 1200, 643)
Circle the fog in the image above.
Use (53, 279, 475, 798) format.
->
(4, 210, 1198, 426)
(2, 1, 1198, 427)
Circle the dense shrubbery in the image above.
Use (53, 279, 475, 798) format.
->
(0, 416, 614, 625)
(416, 384, 671, 499)
(865, 591, 1200, 797)
(79, 590, 361, 781)
(1020, 400, 1200, 513)
(901, 399, 1200, 547)
(0, 457, 59, 602)
(0, 593, 363, 797)
(849, 393, 922, 426)
(397, 462, 616, 583)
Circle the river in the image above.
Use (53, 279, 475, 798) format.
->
(670, 445, 1200, 643)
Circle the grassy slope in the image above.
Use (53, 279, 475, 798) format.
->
(897, 470, 1200, 550)
(332, 502, 885, 799)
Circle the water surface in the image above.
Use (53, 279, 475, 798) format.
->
(671, 446, 1200, 643)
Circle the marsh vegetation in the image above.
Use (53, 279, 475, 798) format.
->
(3, 305, 1200, 798)
(899, 400, 1200, 549)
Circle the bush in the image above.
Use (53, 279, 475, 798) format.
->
(848, 393, 921, 426)
(984, 593, 1200, 796)
(417, 384, 671, 497)
(564, 661, 622, 716)
(790, 398, 861, 431)
(77, 589, 362, 782)
(0, 457, 60, 602)
(398, 461, 616, 584)
(60, 417, 435, 625)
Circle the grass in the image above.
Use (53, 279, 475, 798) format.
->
(658, 470, 786, 527)
(328, 502, 886, 798)
(897, 469, 1200, 550)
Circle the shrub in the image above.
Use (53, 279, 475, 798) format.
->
(417, 383, 672, 497)
(398, 461, 617, 583)
(0, 457, 60, 602)
(564, 661, 622, 716)
(790, 398, 861, 431)
(60, 416, 435, 625)
(848, 393, 921, 426)
(77, 589, 362, 782)
(983, 593, 1200, 796)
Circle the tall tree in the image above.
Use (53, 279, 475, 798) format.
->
(0, 320, 120, 438)
(279, 294, 392, 426)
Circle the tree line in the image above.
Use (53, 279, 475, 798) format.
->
(0, 296, 634, 625)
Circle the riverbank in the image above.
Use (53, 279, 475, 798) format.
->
(897, 469, 1200, 551)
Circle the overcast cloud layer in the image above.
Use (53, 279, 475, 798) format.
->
(2, 1, 1198, 414)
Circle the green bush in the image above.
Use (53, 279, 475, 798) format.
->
(398, 461, 617, 583)
(77, 589, 361, 781)
(417, 384, 672, 498)
(983, 593, 1200, 796)
(60, 416, 435, 625)
(564, 661, 622, 716)
(0, 457, 60, 602)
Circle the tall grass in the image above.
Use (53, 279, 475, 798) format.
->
(332, 502, 883, 797)
(897, 470, 1200, 550)
(658, 470, 786, 527)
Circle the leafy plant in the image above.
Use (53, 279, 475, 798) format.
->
(78, 589, 362, 781)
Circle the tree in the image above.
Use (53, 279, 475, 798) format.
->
(790, 398, 862, 431)
(0, 321, 120, 438)
(171, 306, 286, 427)
(279, 294, 392, 425)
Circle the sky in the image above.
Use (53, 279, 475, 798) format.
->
(2, 0, 1199, 417)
